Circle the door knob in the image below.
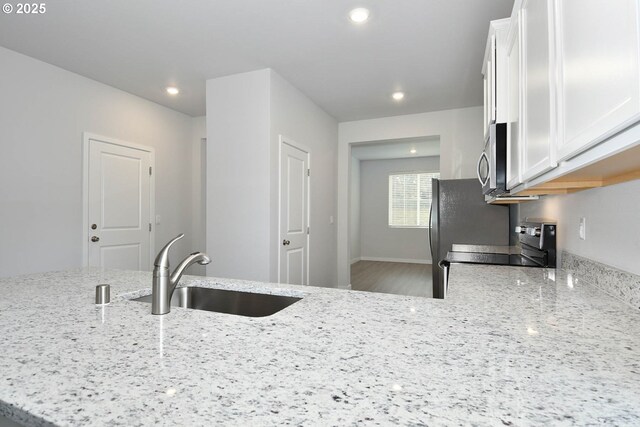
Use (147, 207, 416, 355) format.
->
(282, 240, 290, 246)
(91, 236, 100, 242)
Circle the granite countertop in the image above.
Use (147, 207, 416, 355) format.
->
(2, 265, 640, 426)
(450, 244, 519, 255)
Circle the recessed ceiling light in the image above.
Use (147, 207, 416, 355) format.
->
(166, 87, 180, 95)
(392, 92, 405, 101)
(410, 149, 417, 154)
(349, 8, 370, 23)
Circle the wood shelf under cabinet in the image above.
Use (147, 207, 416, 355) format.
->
(511, 143, 640, 197)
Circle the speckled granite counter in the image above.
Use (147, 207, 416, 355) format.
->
(2, 265, 640, 426)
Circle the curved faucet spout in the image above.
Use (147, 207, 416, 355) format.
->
(169, 252, 211, 291)
(154, 233, 184, 269)
(151, 233, 211, 315)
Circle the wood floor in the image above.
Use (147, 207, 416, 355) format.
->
(350, 261, 433, 298)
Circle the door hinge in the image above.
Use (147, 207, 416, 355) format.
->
(149, 166, 152, 176)
(307, 169, 310, 177)
(149, 223, 152, 232)
(307, 227, 310, 234)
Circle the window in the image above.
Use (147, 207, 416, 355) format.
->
(388, 172, 439, 228)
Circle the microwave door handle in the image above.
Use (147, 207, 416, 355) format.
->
(477, 152, 490, 186)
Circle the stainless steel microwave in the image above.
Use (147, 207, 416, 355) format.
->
(477, 123, 507, 195)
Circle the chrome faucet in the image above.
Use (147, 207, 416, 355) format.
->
(152, 234, 211, 315)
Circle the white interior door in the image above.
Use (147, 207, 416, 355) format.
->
(87, 138, 153, 270)
(279, 140, 309, 285)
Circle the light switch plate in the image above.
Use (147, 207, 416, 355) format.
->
(579, 217, 586, 240)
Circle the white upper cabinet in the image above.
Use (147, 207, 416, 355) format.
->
(520, 0, 557, 181)
(554, 0, 640, 162)
(483, 34, 496, 139)
(486, 0, 640, 200)
(506, 12, 522, 189)
(482, 19, 509, 140)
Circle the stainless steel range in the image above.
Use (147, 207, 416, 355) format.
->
(439, 219, 557, 297)
(515, 220, 557, 268)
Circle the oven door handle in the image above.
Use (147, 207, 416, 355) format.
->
(438, 260, 450, 298)
(428, 202, 433, 259)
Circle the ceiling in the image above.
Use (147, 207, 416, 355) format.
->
(0, 0, 513, 120)
(351, 136, 440, 161)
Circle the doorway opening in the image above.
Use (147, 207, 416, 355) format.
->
(349, 136, 440, 297)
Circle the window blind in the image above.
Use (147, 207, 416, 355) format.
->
(388, 172, 440, 227)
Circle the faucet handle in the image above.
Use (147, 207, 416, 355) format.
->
(154, 233, 184, 269)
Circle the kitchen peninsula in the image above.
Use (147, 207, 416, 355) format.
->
(1, 264, 640, 426)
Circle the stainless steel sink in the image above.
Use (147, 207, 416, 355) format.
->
(131, 286, 301, 317)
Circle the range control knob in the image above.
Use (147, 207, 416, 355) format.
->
(527, 227, 541, 237)
(515, 226, 526, 234)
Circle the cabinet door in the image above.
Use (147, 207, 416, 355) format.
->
(555, 0, 640, 162)
(521, 0, 556, 181)
(483, 35, 497, 139)
(506, 13, 522, 189)
(489, 34, 497, 124)
(494, 20, 510, 125)
(483, 66, 490, 138)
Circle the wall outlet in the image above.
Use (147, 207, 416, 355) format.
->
(579, 217, 586, 240)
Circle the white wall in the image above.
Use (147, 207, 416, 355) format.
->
(339, 107, 482, 180)
(206, 69, 338, 286)
(206, 70, 271, 281)
(269, 71, 338, 287)
(350, 157, 361, 263)
(336, 106, 483, 287)
(0, 47, 198, 278)
(359, 157, 439, 264)
(190, 116, 207, 276)
(518, 179, 640, 276)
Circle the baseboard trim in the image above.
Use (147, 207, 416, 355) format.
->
(350, 257, 361, 265)
(358, 256, 432, 265)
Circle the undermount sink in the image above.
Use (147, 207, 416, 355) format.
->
(132, 286, 302, 317)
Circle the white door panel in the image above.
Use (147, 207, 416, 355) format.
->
(101, 153, 143, 229)
(100, 244, 141, 271)
(279, 140, 309, 286)
(521, 0, 557, 181)
(506, 12, 522, 189)
(284, 248, 304, 285)
(287, 155, 305, 233)
(555, 0, 640, 162)
(88, 139, 152, 270)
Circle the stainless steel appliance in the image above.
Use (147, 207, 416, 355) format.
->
(515, 220, 557, 268)
(477, 122, 507, 196)
(440, 219, 557, 294)
(429, 179, 510, 299)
